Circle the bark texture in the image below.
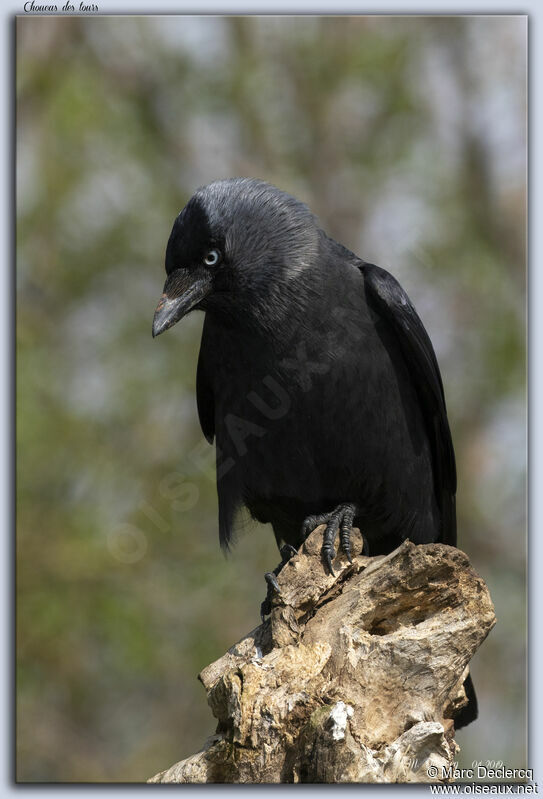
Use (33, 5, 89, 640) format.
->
(149, 528, 495, 784)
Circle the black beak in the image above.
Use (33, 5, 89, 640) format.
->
(152, 269, 211, 338)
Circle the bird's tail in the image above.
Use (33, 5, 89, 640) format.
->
(441, 490, 457, 547)
(454, 672, 478, 729)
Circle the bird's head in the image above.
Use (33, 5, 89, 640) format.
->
(152, 178, 320, 337)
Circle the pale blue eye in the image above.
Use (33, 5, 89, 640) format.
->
(204, 249, 220, 266)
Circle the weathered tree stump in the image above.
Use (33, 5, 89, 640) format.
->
(149, 528, 495, 784)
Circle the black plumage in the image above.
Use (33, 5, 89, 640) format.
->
(152, 178, 475, 727)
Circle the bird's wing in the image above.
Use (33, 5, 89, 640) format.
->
(196, 333, 215, 445)
(362, 263, 457, 545)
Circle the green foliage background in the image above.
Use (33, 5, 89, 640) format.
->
(16, 15, 526, 782)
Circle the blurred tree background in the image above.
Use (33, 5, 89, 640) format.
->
(16, 15, 526, 782)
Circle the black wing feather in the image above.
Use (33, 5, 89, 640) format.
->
(362, 263, 457, 545)
(196, 341, 215, 445)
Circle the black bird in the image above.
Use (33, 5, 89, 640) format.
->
(152, 178, 476, 727)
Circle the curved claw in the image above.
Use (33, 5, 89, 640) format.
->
(325, 552, 335, 576)
(264, 571, 281, 593)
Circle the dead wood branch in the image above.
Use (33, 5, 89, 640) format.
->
(149, 528, 495, 784)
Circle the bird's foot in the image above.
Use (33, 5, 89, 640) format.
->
(260, 544, 298, 622)
(301, 502, 368, 576)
